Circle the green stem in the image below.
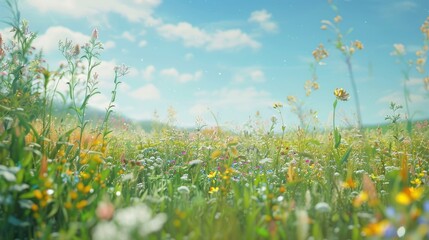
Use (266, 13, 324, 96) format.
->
(345, 57, 363, 132)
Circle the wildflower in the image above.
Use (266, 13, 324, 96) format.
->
(177, 186, 190, 194)
(93, 204, 167, 240)
(353, 40, 364, 50)
(362, 220, 390, 237)
(70, 190, 78, 200)
(208, 171, 217, 179)
(72, 44, 80, 56)
(416, 57, 426, 65)
(96, 202, 115, 220)
(312, 81, 319, 90)
(287, 95, 297, 103)
(314, 202, 331, 213)
(259, 158, 272, 164)
(396, 187, 424, 205)
(209, 186, 219, 194)
(273, 102, 283, 109)
(320, 25, 327, 30)
(411, 178, 422, 186)
(31, 204, 39, 211)
(188, 159, 203, 166)
(334, 15, 342, 23)
(334, 88, 350, 101)
(312, 44, 329, 62)
(211, 150, 222, 160)
(391, 43, 406, 56)
(353, 191, 368, 207)
(76, 200, 88, 209)
(34, 190, 43, 200)
(92, 28, 99, 40)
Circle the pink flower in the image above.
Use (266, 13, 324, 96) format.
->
(96, 202, 115, 220)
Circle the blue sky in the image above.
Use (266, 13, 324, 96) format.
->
(1, 0, 428, 129)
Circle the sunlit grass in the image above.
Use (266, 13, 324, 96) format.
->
(0, 0, 428, 239)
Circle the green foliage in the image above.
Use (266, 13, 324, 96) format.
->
(0, 1, 428, 240)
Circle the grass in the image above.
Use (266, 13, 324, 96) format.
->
(0, 1, 429, 239)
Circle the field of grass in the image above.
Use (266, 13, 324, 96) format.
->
(1, 1, 429, 239)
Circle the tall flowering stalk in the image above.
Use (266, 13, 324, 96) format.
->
(321, 1, 364, 131)
(59, 29, 103, 168)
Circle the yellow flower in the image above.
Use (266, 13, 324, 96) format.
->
(76, 200, 88, 209)
(31, 204, 39, 211)
(208, 171, 217, 179)
(34, 190, 43, 200)
(287, 95, 297, 103)
(70, 191, 78, 200)
(396, 187, 424, 205)
(362, 220, 390, 237)
(342, 177, 356, 189)
(273, 102, 283, 109)
(312, 44, 329, 62)
(411, 178, 422, 186)
(209, 186, 219, 194)
(416, 58, 426, 65)
(211, 150, 222, 160)
(334, 15, 342, 23)
(334, 88, 350, 101)
(353, 40, 364, 50)
(353, 191, 368, 207)
(64, 202, 72, 210)
(321, 25, 327, 30)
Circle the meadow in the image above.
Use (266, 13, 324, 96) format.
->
(0, 1, 429, 239)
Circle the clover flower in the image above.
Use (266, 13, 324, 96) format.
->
(334, 88, 350, 101)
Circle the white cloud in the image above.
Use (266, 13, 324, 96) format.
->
(184, 53, 194, 61)
(25, 0, 162, 26)
(121, 31, 135, 42)
(190, 87, 273, 117)
(104, 41, 116, 49)
(377, 91, 426, 105)
(33, 26, 115, 53)
(393, 1, 417, 11)
(33, 26, 90, 53)
(88, 93, 112, 111)
(130, 83, 161, 100)
(157, 22, 209, 48)
(249, 9, 278, 32)
(233, 68, 266, 83)
(157, 22, 260, 51)
(0, 27, 14, 42)
(207, 29, 260, 51)
(142, 65, 156, 80)
(160, 68, 202, 83)
(138, 40, 148, 47)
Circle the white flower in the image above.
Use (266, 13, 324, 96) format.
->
(177, 186, 190, 194)
(189, 159, 203, 166)
(259, 158, 272, 164)
(315, 202, 331, 213)
(93, 204, 167, 239)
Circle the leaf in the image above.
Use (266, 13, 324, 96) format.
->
(341, 147, 352, 164)
(8, 216, 30, 227)
(9, 184, 29, 192)
(0, 171, 16, 182)
(256, 227, 269, 238)
(334, 128, 341, 149)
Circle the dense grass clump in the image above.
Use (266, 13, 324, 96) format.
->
(1, 1, 429, 239)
